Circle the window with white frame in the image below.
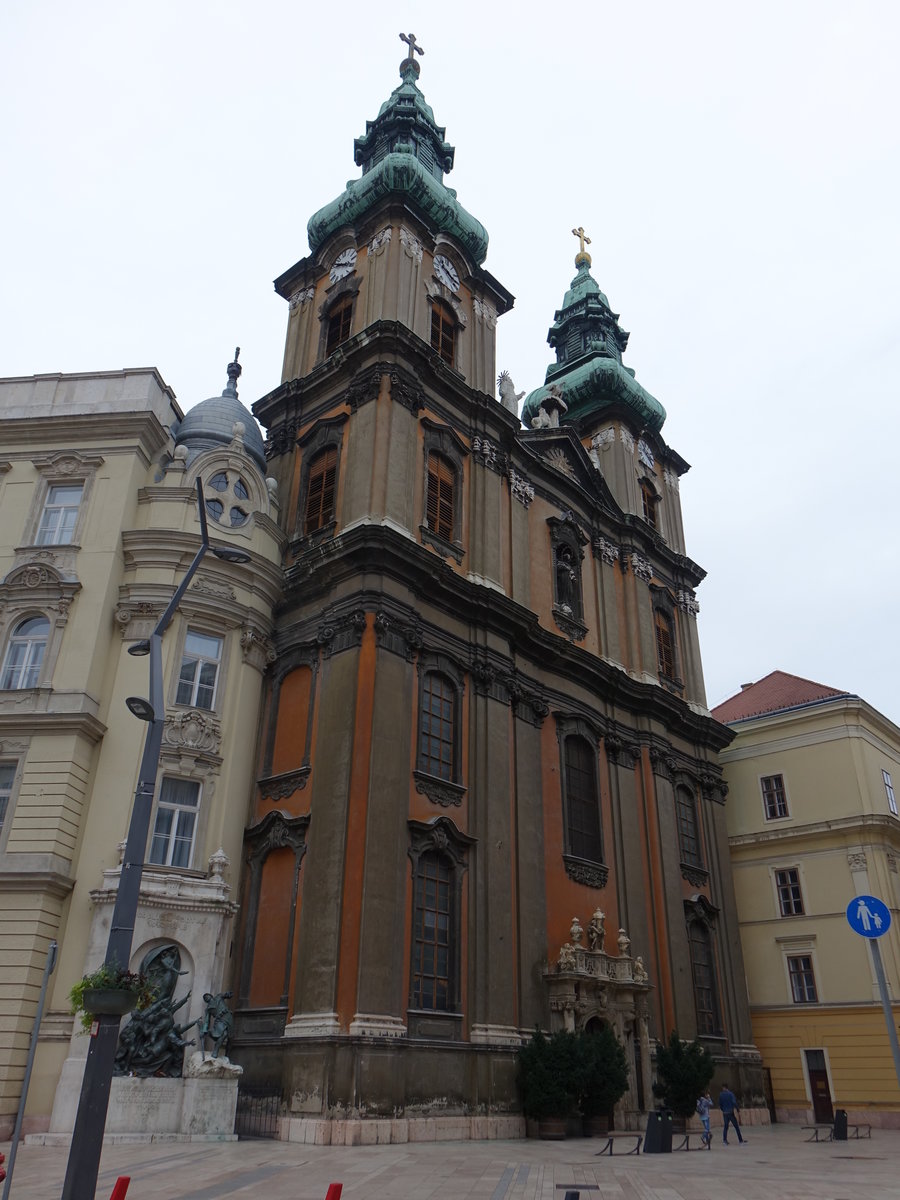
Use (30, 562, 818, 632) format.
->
(35, 483, 84, 545)
(0, 762, 15, 838)
(883, 770, 898, 816)
(775, 867, 804, 916)
(149, 777, 200, 868)
(1, 616, 50, 689)
(787, 954, 818, 1003)
(175, 630, 222, 710)
(761, 773, 789, 819)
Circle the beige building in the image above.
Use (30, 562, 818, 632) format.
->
(0, 361, 282, 1136)
(714, 671, 900, 1127)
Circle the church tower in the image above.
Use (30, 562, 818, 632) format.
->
(237, 38, 763, 1138)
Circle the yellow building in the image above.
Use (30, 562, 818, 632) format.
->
(715, 671, 900, 1128)
(0, 361, 282, 1136)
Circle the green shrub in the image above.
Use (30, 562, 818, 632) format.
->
(69, 960, 156, 1032)
(652, 1030, 715, 1118)
(579, 1025, 629, 1117)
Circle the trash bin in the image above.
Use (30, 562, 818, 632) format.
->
(833, 1109, 848, 1141)
(644, 1108, 673, 1153)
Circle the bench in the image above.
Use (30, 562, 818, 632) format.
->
(594, 1132, 644, 1156)
(847, 1123, 871, 1139)
(674, 1132, 711, 1151)
(802, 1125, 834, 1142)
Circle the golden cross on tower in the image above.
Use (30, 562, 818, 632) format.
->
(400, 32, 424, 63)
(572, 226, 593, 267)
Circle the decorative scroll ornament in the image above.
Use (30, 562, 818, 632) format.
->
(413, 770, 466, 808)
(288, 286, 315, 310)
(163, 709, 222, 755)
(471, 436, 501, 471)
(508, 468, 534, 506)
(663, 467, 680, 491)
(473, 297, 498, 327)
(399, 225, 423, 263)
(240, 625, 277, 669)
(677, 589, 700, 616)
(190, 577, 236, 602)
(630, 553, 653, 583)
(593, 537, 619, 566)
(619, 427, 635, 452)
(368, 227, 392, 255)
(847, 851, 868, 871)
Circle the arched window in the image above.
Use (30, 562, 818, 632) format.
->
(305, 446, 338, 533)
(687, 921, 721, 1036)
(640, 480, 659, 529)
(654, 609, 675, 680)
(412, 849, 452, 1010)
(430, 301, 456, 366)
(419, 671, 456, 781)
(1, 616, 49, 690)
(325, 295, 353, 355)
(564, 735, 603, 864)
(675, 785, 703, 868)
(426, 452, 456, 543)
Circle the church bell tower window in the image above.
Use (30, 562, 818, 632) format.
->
(326, 296, 353, 355)
(305, 446, 338, 534)
(426, 453, 456, 542)
(430, 301, 456, 366)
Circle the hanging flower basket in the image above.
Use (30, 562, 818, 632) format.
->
(81, 987, 140, 1017)
(70, 962, 155, 1031)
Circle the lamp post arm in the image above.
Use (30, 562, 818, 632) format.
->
(151, 478, 210, 639)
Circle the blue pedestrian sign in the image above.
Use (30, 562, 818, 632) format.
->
(846, 895, 892, 939)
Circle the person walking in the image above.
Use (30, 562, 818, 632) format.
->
(696, 1089, 713, 1145)
(719, 1084, 745, 1144)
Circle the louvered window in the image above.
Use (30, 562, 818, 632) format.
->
(641, 481, 658, 528)
(426, 453, 455, 542)
(326, 296, 353, 354)
(430, 302, 456, 366)
(655, 610, 675, 679)
(305, 446, 338, 533)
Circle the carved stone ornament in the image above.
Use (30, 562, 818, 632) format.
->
(593, 536, 619, 566)
(258, 767, 311, 802)
(648, 747, 678, 779)
(570, 916, 584, 946)
(289, 286, 315, 311)
(114, 600, 164, 639)
(552, 605, 588, 643)
(413, 770, 466, 808)
(680, 862, 709, 888)
(888, 853, 898, 874)
(471, 436, 502, 472)
(240, 625, 277, 670)
(470, 657, 496, 695)
(620, 427, 635, 453)
(399, 225, 423, 263)
(563, 854, 608, 889)
(630, 554, 653, 583)
(542, 447, 578, 481)
(558, 944, 576, 971)
(663, 467, 680, 492)
(244, 808, 310, 866)
(847, 851, 868, 872)
(507, 468, 535, 506)
(677, 589, 700, 617)
(591, 427, 615, 457)
(368, 226, 392, 255)
(0, 738, 28, 756)
(316, 608, 367, 657)
(163, 709, 222, 755)
(617, 928, 631, 955)
(190, 577, 236, 602)
(473, 297, 497, 327)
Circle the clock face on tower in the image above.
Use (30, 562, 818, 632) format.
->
(433, 254, 460, 293)
(330, 247, 357, 283)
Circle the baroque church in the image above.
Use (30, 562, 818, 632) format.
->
(0, 37, 763, 1142)
(231, 41, 762, 1133)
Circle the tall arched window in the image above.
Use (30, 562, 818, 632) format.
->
(305, 446, 338, 533)
(412, 849, 452, 1010)
(419, 671, 456, 781)
(640, 480, 659, 529)
(675, 785, 703, 868)
(325, 295, 353, 355)
(426, 452, 456, 543)
(654, 609, 675, 680)
(687, 921, 721, 1036)
(1, 616, 49, 690)
(564, 735, 603, 864)
(430, 301, 456, 366)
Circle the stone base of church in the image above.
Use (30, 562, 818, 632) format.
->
(281, 1114, 525, 1145)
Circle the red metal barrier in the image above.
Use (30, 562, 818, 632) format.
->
(108, 1177, 131, 1200)
(324, 1185, 343, 1200)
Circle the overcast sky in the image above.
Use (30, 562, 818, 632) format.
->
(3, 2, 898, 723)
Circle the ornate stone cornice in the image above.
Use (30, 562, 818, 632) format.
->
(562, 855, 609, 889)
(240, 624, 277, 672)
(630, 553, 653, 583)
(373, 609, 423, 661)
(258, 767, 311, 802)
(592, 536, 619, 566)
(413, 770, 466, 808)
(680, 862, 709, 888)
(316, 608, 367, 657)
(471, 435, 503, 472)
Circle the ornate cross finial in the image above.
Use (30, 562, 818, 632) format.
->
(400, 32, 424, 63)
(572, 227, 593, 268)
(224, 347, 242, 397)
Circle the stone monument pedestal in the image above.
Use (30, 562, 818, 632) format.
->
(32, 1052, 242, 1145)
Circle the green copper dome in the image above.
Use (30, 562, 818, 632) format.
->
(307, 58, 489, 265)
(522, 257, 666, 433)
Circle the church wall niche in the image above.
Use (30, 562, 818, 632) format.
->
(270, 666, 313, 777)
(249, 846, 297, 1008)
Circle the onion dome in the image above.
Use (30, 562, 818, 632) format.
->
(174, 349, 267, 473)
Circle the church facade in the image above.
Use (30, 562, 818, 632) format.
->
(232, 44, 763, 1137)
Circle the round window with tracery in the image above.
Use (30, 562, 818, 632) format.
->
(203, 472, 251, 528)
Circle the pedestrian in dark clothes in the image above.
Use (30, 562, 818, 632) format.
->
(719, 1084, 745, 1144)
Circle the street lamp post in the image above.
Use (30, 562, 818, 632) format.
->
(60, 478, 249, 1200)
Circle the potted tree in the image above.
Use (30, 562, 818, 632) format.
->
(579, 1026, 629, 1136)
(517, 1029, 580, 1139)
(652, 1030, 715, 1132)
(69, 960, 155, 1031)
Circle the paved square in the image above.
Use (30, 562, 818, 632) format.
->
(4, 1124, 899, 1199)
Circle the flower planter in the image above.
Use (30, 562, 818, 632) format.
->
(82, 987, 139, 1017)
(538, 1117, 567, 1140)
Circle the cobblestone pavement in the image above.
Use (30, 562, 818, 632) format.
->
(3, 1124, 899, 1200)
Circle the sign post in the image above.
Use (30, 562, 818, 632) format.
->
(846, 895, 900, 1092)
